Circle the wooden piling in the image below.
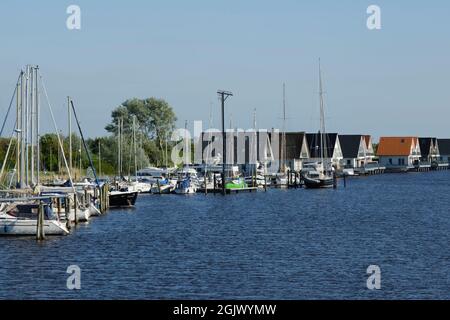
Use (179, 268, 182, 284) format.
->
(56, 197, 61, 220)
(36, 201, 45, 240)
(213, 174, 217, 196)
(65, 196, 70, 221)
(74, 194, 78, 225)
(221, 173, 225, 196)
(156, 178, 161, 194)
(333, 171, 337, 189)
(65, 196, 71, 230)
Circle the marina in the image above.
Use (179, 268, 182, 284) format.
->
(0, 65, 449, 242)
(1, 0, 450, 307)
(1, 170, 450, 299)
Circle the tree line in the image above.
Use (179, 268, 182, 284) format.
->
(0, 97, 177, 182)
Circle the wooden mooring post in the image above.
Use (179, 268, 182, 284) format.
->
(333, 171, 337, 189)
(36, 201, 45, 241)
(156, 178, 161, 194)
(65, 196, 70, 227)
(74, 194, 78, 225)
(213, 174, 217, 196)
(56, 197, 62, 220)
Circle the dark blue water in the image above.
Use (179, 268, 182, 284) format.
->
(1, 171, 450, 300)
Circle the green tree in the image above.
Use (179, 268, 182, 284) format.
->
(105, 98, 177, 165)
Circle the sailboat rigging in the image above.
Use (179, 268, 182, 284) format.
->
(303, 59, 334, 189)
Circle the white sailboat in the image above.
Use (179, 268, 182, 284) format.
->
(0, 201, 69, 236)
(303, 60, 334, 189)
(0, 66, 83, 236)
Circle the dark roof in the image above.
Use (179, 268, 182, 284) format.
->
(438, 139, 450, 155)
(201, 131, 270, 163)
(285, 132, 306, 159)
(306, 133, 338, 158)
(267, 132, 307, 160)
(419, 138, 433, 157)
(339, 135, 363, 158)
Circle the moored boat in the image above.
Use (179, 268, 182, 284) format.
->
(225, 177, 248, 190)
(174, 178, 198, 194)
(0, 202, 69, 236)
(303, 171, 334, 188)
(109, 190, 139, 207)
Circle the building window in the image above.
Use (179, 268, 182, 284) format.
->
(347, 159, 351, 165)
(389, 158, 393, 165)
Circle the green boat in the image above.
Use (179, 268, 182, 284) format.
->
(225, 178, 248, 189)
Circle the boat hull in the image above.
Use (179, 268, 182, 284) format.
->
(67, 208, 91, 222)
(303, 176, 334, 189)
(0, 217, 69, 236)
(173, 187, 197, 194)
(109, 191, 138, 207)
(151, 184, 175, 194)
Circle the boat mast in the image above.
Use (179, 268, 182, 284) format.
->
(25, 66, 29, 185)
(184, 120, 188, 167)
(30, 66, 35, 184)
(117, 118, 120, 178)
(35, 66, 40, 185)
(68, 96, 72, 176)
(70, 99, 100, 185)
(79, 134, 82, 177)
(281, 83, 287, 173)
(98, 139, 101, 178)
(16, 72, 22, 187)
(20, 70, 25, 188)
(253, 108, 257, 177)
(205, 102, 213, 176)
(318, 59, 327, 165)
(164, 130, 168, 169)
(133, 115, 137, 181)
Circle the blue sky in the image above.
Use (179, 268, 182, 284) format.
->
(0, 0, 449, 139)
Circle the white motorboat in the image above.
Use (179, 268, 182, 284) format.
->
(174, 178, 198, 194)
(150, 178, 176, 194)
(67, 207, 91, 223)
(88, 203, 102, 216)
(129, 180, 152, 193)
(0, 203, 69, 236)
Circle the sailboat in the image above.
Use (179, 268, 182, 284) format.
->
(0, 200, 69, 235)
(0, 66, 73, 235)
(174, 121, 199, 194)
(276, 83, 288, 187)
(303, 61, 334, 189)
(109, 116, 139, 205)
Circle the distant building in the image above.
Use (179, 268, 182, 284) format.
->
(418, 137, 440, 163)
(200, 130, 273, 166)
(272, 132, 310, 171)
(377, 137, 421, 171)
(437, 139, 450, 165)
(306, 133, 343, 168)
(339, 134, 375, 168)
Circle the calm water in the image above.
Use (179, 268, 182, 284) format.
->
(1, 171, 450, 300)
